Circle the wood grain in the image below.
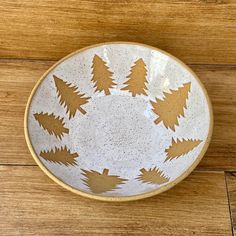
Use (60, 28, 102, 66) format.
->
(0, 60, 235, 170)
(195, 66, 236, 170)
(0, 166, 231, 235)
(0, 60, 53, 165)
(225, 172, 236, 235)
(0, 0, 236, 64)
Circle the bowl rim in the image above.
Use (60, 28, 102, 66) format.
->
(24, 41, 214, 202)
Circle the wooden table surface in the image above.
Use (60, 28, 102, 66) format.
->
(0, 1, 236, 235)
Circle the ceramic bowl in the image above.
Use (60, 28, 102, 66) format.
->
(24, 42, 213, 201)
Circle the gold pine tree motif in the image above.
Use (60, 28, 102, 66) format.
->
(136, 167, 170, 185)
(34, 112, 69, 140)
(81, 168, 127, 194)
(40, 146, 78, 166)
(121, 58, 148, 97)
(151, 82, 191, 131)
(91, 55, 116, 95)
(53, 75, 90, 119)
(165, 138, 202, 161)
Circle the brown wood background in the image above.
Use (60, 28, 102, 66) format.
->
(0, 0, 236, 235)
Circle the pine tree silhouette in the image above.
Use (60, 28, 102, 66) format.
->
(40, 146, 78, 166)
(151, 82, 191, 131)
(34, 112, 69, 139)
(81, 168, 127, 193)
(91, 55, 116, 95)
(165, 138, 202, 161)
(121, 58, 148, 97)
(53, 75, 90, 119)
(136, 167, 169, 185)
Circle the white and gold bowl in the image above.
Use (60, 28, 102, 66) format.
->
(24, 42, 213, 201)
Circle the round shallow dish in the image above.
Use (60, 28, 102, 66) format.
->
(25, 42, 213, 201)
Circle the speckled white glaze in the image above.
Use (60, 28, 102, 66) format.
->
(26, 43, 212, 198)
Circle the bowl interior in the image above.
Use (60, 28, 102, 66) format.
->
(25, 43, 212, 200)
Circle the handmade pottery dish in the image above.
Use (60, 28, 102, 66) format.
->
(24, 42, 213, 201)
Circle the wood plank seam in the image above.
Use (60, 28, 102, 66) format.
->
(0, 58, 236, 68)
(0, 163, 37, 166)
(225, 171, 235, 236)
